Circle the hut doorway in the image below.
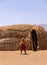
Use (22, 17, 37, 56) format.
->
(31, 30, 38, 51)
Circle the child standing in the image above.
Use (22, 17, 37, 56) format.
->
(19, 38, 27, 54)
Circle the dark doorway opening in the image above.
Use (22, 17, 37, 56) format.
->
(31, 30, 38, 51)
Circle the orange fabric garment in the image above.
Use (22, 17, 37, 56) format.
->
(19, 40, 29, 50)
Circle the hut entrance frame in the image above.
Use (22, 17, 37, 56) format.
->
(31, 29, 38, 51)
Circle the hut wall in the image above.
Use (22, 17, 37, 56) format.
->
(0, 25, 47, 50)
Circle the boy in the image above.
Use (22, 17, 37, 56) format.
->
(19, 38, 27, 54)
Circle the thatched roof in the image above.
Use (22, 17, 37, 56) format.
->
(0, 24, 47, 50)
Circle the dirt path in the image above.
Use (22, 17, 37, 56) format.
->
(0, 50, 47, 65)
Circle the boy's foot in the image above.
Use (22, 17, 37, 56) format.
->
(20, 53, 22, 55)
(23, 53, 27, 55)
(25, 53, 27, 55)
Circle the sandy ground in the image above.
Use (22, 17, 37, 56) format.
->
(0, 50, 47, 65)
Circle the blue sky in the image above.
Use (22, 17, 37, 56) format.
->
(0, 0, 47, 26)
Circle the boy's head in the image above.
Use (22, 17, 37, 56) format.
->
(22, 38, 25, 41)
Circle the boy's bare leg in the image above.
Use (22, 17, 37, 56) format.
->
(20, 50, 22, 54)
(24, 50, 27, 54)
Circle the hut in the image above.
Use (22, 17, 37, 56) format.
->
(0, 24, 47, 51)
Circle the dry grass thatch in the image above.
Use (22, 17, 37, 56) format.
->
(0, 24, 47, 50)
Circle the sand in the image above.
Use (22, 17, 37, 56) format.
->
(0, 50, 47, 65)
